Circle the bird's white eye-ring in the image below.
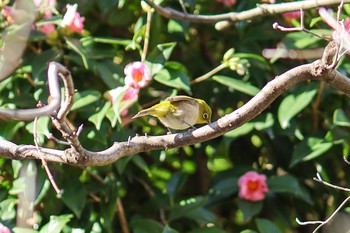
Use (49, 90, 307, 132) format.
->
(203, 112, 209, 119)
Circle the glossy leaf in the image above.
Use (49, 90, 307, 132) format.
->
(71, 90, 101, 111)
(188, 226, 225, 233)
(236, 199, 263, 220)
(267, 175, 312, 204)
(290, 137, 333, 167)
(39, 214, 73, 233)
(146, 42, 177, 75)
(167, 171, 188, 197)
(333, 108, 350, 127)
(61, 176, 86, 218)
(130, 219, 164, 233)
(213, 75, 259, 96)
(154, 65, 191, 94)
(255, 218, 283, 233)
(278, 88, 317, 129)
(168, 196, 207, 222)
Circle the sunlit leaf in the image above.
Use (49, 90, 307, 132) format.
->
(278, 87, 317, 129)
(290, 137, 333, 167)
(39, 214, 73, 233)
(213, 75, 259, 96)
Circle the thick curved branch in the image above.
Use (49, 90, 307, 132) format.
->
(144, 0, 349, 30)
(0, 42, 348, 166)
(0, 62, 64, 120)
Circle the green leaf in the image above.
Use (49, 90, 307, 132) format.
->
(31, 49, 58, 82)
(240, 230, 257, 233)
(162, 225, 179, 233)
(13, 228, 38, 233)
(154, 62, 191, 94)
(333, 108, 350, 127)
(181, 207, 217, 224)
(61, 175, 86, 218)
(0, 119, 24, 140)
(236, 199, 263, 220)
(255, 218, 283, 233)
(0, 198, 17, 220)
(278, 88, 317, 129)
(283, 30, 327, 49)
(96, 61, 123, 89)
(146, 42, 177, 75)
(166, 172, 188, 197)
(65, 37, 89, 69)
(39, 214, 73, 233)
(25, 116, 50, 143)
(131, 155, 150, 174)
(82, 36, 132, 46)
(188, 226, 225, 233)
(213, 75, 260, 96)
(267, 174, 312, 204)
(168, 196, 207, 222)
(88, 102, 111, 130)
(253, 113, 274, 131)
(210, 177, 238, 198)
(224, 123, 254, 139)
(130, 219, 164, 233)
(71, 90, 101, 111)
(290, 137, 333, 167)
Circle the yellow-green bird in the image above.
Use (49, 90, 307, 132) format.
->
(132, 95, 212, 131)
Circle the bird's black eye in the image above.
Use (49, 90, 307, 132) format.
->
(203, 112, 209, 119)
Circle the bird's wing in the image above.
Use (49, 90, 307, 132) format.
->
(166, 96, 196, 105)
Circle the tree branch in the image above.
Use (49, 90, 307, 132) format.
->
(0, 41, 349, 166)
(0, 61, 62, 120)
(143, 0, 350, 30)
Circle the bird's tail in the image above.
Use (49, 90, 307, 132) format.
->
(132, 108, 152, 119)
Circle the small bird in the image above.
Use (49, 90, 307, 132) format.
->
(132, 95, 212, 131)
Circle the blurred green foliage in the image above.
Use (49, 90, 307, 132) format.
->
(1, 0, 350, 232)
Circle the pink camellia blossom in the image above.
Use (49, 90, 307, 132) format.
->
(319, 8, 350, 55)
(282, 11, 301, 22)
(124, 62, 152, 89)
(238, 171, 268, 202)
(61, 4, 85, 34)
(1, 6, 15, 24)
(217, 0, 236, 7)
(108, 86, 139, 117)
(33, 0, 56, 35)
(0, 223, 10, 233)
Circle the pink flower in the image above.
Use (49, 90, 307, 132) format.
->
(0, 223, 10, 233)
(1, 6, 15, 23)
(319, 8, 350, 54)
(33, 0, 56, 8)
(38, 23, 55, 35)
(33, 0, 56, 35)
(238, 171, 268, 202)
(108, 86, 139, 117)
(282, 11, 301, 22)
(124, 62, 152, 89)
(61, 4, 85, 34)
(217, 0, 236, 7)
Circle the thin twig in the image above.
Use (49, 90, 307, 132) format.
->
(272, 9, 326, 40)
(33, 116, 61, 194)
(117, 197, 130, 233)
(141, 7, 153, 62)
(178, 0, 188, 15)
(313, 173, 350, 192)
(297, 196, 350, 232)
(191, 63, 227, 85)
(143, 0, 349, 30)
